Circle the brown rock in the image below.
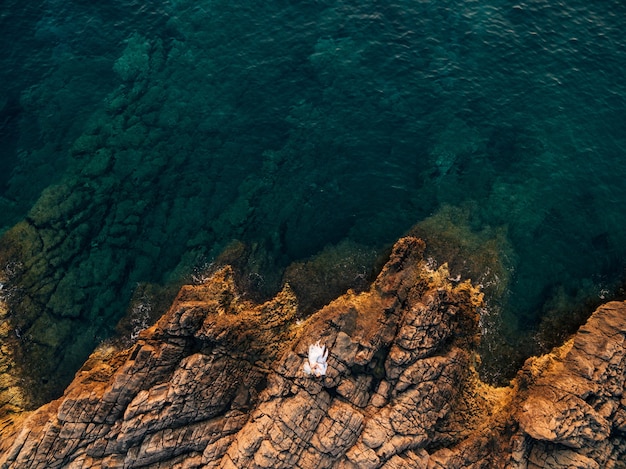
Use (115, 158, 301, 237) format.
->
(1, 237, 625, 468)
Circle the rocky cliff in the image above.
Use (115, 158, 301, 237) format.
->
(1, 237, 625, 468)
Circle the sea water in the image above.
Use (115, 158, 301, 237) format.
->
(1, 0, 626, 399)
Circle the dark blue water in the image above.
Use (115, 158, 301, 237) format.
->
(2, 0, 626, 399)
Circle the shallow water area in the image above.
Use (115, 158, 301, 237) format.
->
(1, 0, 626, 404)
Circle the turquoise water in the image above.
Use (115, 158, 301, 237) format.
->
(2, 0, 626, 399)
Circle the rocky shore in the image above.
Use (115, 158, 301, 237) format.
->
(1, 236, 625, 468)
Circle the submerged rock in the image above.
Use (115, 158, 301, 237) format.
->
(1, 237, 625, 468)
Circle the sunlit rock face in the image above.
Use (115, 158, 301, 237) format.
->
(1, 237, 625, 468)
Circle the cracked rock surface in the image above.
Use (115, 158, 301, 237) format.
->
(1, 237, 625, 468)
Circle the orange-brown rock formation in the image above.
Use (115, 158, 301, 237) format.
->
(1, 237, 625, 468)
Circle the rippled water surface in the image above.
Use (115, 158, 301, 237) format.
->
(2, 0, 626, 398)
